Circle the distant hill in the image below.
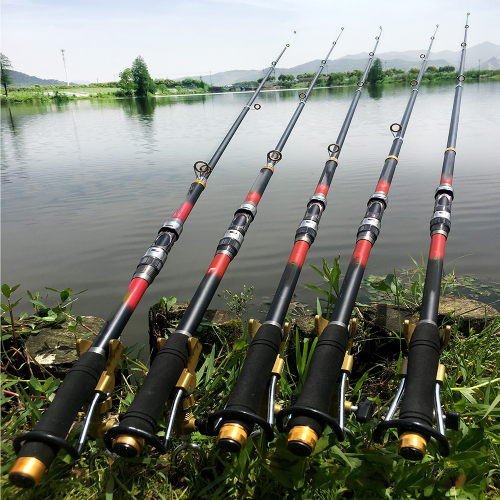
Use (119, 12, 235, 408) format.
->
(9, 70, 78, 87)
(487, 57, 500, 70)
(177, 41, 500, 86)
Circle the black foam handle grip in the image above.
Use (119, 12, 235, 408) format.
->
(399, 322, 440, 428)
(223, 323, 282, 432)
(17, 351, 106, 467)
(289, 323, 349, 437)
(119, 332, 189, 434)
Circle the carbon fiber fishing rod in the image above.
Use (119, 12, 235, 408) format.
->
(103, 29, 345, 460)
(206, 28, 383, 454)
(274, 25, 440, 458)
(8, 36, 296, 489)
(373, 15, 470, 461)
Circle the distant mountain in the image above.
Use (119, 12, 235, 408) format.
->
(340, 42, 500, 70)
(486, 57, 500, 70)
(177, 42, 500, 86)
(9, 70, 78, 87)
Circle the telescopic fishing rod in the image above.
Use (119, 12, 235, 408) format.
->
(103, 29, 345, 460)
(274, 25, 440, 458)
(206, 28, 383, 455)
(8, 36, 296, 489)
(373, 15, 470, 461)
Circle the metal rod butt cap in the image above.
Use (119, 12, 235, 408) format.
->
(9, 457, 47, 488)
(112, 435, 145, 458)
(399, 432, 427, 461)
(287, 426, 318, 457)
(217, 423, 248, 453)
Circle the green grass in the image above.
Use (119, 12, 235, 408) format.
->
(1, 276, 499, 499)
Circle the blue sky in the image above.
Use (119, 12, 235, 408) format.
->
(1, 0, 498, 82)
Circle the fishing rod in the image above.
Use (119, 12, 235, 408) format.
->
(206, 28, 383, 454)
(373, 15, 470, 460)
(274, 25, 440, 458)
(8, 36, 296, 489)
(103, 29, 345, 459)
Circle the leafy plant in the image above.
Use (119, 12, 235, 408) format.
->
(304, 256, 341, 320)
(218, 285, 254, 317)
(158, 295, 177, 312)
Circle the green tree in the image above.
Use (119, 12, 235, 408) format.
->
(327, 72, 345, 86)
(367, 58, 384, 85)
(1, 53, 14, 96)
(408, 67, 420, 74)
(278, 74, 295, 82)
(426, 65, 438, 73)
(118, 68, 137, 96)
(439, 65, 455, 73)
(131, 56, 156, 97)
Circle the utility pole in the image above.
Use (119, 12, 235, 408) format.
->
(61, 49, 69, 85)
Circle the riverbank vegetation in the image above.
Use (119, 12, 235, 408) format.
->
(2, 57, 500, 104)
(1, 258, 499, 499)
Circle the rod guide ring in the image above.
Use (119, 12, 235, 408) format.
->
(431, 36, 435, 40)
(390, 123, 402, 133)
(420, 54, 426, 59)
(410, 79, 418, 87)
(369, 52, 374, 56)
(322, 59, 327, 64)
(194, 161, 211, 174)
(357, 81, 365, 87)
(272, 61, 276, 66)
(254, 103, 261, 110)
(461, 42, 467, 47)
(286, 44, 290, 47)
(465, 25, 469, 28)
(267, 150, 282, 162)
(299, 92, 306, 99)
(328, 143, 340, 154)
(375, 37, 379, 40)
(457, 75, 465, 82)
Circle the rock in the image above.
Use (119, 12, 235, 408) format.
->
(294, 315, 316, 337)
(148, 303, 243, 360)
(25, 316, 105, 379)
(365, 304, 419, 334)
(438, 297, 499, 333)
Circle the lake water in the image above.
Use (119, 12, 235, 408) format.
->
(2, 81, 499, 350)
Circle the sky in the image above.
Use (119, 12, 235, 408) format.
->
(1, 0, 499, 83)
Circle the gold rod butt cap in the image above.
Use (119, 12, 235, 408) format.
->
(112, 435, 145, 458)
(287, 426, 318, 457)
(399, 431, 427, 461)
(9, 457, 47, 488)
(217, 423, 247, 453)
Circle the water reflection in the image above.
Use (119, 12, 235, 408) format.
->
(1, 82, 499, 351)
(367, 84, 383, 99)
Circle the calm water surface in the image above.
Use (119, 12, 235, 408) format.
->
(1, 81, 499, 349)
